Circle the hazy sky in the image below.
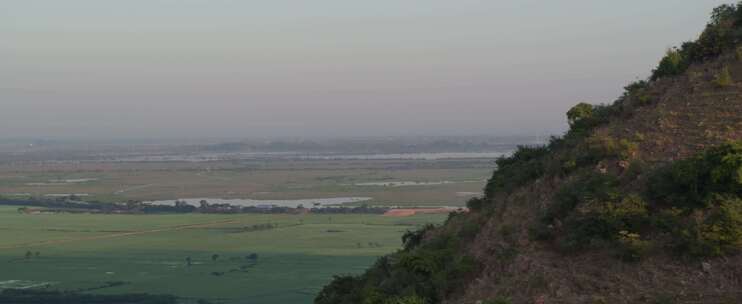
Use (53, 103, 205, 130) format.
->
(1, 1, 730, 139)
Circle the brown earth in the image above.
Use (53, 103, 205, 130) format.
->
(447, 51, 742, 304)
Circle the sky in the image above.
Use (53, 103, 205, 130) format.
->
(0, 0, 731, 140)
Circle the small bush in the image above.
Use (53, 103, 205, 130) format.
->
(622, 160, 646, 181)
(402, 224, 436, 251)
(672, 195, 742, 257)
(616, 230, 651, 261)
(618, 139, 639, 160)
(545, 173, 620, 222)
(714, 67, 733, 87)
(580, 135, 638, 164)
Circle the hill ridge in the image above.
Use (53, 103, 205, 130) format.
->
(315, 3, 742, 304)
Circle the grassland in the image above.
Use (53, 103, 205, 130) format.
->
(0, 205, 447, 303)
(0, 158, 492, 206)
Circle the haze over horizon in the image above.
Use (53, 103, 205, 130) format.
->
(1, 1, 730, 140)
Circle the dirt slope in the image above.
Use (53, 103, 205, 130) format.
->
(450, 52, 742, 304)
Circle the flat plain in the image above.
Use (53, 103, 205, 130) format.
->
(0, 146, 498, 303)
(0, 158, 493, 206)
(0, 206, 447, 303)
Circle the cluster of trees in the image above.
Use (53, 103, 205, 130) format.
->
(0, 289, 177, 304)
(185, 253, 258, 267)
(24, 250, 40, 259)
(651, 2, 742, 80)
(1, 197, 102, 210)
(530, 142, 742, 260)
(478, 105, 740, 261)
(479, 0, 742, 211)
(239, 223, 278, 232)
(311, 205, 388, 214)
(316, 214, 482, 304)
(4, 197, 391, 215)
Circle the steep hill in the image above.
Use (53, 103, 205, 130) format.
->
(316, 4, 742, 304)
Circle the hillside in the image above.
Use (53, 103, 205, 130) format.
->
(316, 4, 742, 304)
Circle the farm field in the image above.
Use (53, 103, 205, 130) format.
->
(0, 158, 493, 206)
(0, 206, 448, 303)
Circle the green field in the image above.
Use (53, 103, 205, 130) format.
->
(0, 206, 447, 303)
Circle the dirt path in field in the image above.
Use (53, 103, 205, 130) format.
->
(0, 218, 240, 250)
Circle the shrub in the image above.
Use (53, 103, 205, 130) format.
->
(567, 103, 594, 129)
(484, 145, 549, 198)
(545, 173, 620, 222)
(402, 224, 436, 251)
(618, 139, 639, 160)
(650, 3, 742, 81)
(317, 222, 479, 304)
(565, 103, 619, 135)
(584, 135, 618, 162)
(458, 219, 481, 239)
(652, 48, 686, 80)
(623, 80, 649, 98)
(397, 250, 443, 275)
(616, 230, 651, 261)
(315, 275, 365, 304)
(700, 196, 742, 254)
(647, 141, 742, 210)
(621, 80, 652, 107)
(622, 160, 646, 181)
(542, 173, 654, 254)
(466, 197, 486, 212)
(580, 135, 638, 165)
(714, 66, 734, 87)
(672, 195, 742, 257)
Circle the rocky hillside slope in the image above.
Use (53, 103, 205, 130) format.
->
(316, 4, 742, 304)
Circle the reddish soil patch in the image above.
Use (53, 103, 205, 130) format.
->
(384, 208, 460, 217)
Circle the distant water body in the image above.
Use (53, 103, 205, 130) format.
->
(299, 152, 506, 160)
(145, 197, 373, 208)
(107, 151, 507, 162)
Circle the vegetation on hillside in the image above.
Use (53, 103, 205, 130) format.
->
(315, 213, 483, 304)
(651, 3, 742, 81)
(317, 3, 742, 304)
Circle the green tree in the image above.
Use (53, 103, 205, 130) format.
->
(566, 103, 594, 128)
